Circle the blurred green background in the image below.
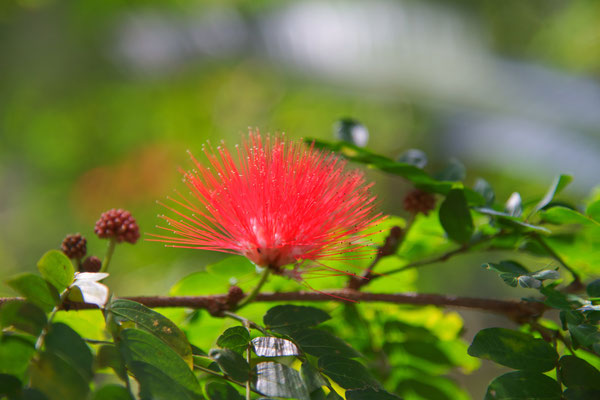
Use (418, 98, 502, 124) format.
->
(1, 1, 600, 396)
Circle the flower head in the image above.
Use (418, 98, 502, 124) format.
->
(94, 208, 140, 244)
(152, 131, 384, 271)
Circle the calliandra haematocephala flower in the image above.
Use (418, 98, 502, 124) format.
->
(149, 131, 385, 288)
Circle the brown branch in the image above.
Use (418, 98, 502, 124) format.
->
(0, 290, 545, 321)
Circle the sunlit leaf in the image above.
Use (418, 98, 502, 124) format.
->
(92, 384, 133, 400)
(252, 336, 299, 357)
(529, 175, 573, 217)
(252, 361, 309, 399)
(37, 250, 74, 292)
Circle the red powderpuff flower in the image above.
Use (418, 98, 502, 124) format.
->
(150, 131, 384, 275)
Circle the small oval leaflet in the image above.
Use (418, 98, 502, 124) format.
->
(252, 337, 299, 357)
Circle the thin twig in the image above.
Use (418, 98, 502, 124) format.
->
(531, 233, 581, 289)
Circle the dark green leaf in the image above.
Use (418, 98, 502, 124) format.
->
(6, 274, 60, 312)
(474, 178, 495, 207)
(301, 362, 327, 393)
(252, 336, 299, 357)
(560, 311, 585, 330)
(529, 175, 573, 217)
(30, 351, 90, 400)
(482, 261, 530, 288)
(37, 250, 74, 292)
(0, 334, 35, 379)
(217, 327, 250, 354)
(45, 322, 93, 381)
(108, 299, 193, 367)
(484, 371, 561, 400)
(191, 345, 207, 357)
(346, 387, 402, 399)
(541, 286, 579, 310)
(0, 373, 21, 397)
(96, 344, 128, 381)
(587, 279, 600, 297)
(564, 387, 600, 400)
(396, 149, 427, 169)
(288, 329, 361, 358)
(117, 329, 202, 396)
(434, 159, 466, 181)
(326, 391, 344, 400)
(128, 361, 201, 400)
(253, 361, 309, 399)
(263, 305, 330, 334)
(334, 118, 369, 147)
(468, 328, 558, 372)
(396, 378, 452, 400)
(0, 301, 47, 336)
(568, 323, 600, 351)
(92, 384, 133, 400)
(209, 348, 249, 382)
(474, 208, 551, 233)
(19, 388, 49, 400)
(438, 189, 473, 244)
(318, 356, 378, 389)
(559, 355, 600, 389)
(204, 381, 244, 400)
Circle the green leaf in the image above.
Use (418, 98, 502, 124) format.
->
(564, 387, 600, 400)
(587, 199, 600, 221)
(318, 356, 378, 389)
(92, 384, 133, 400)
(474, 178, 495, 207)
(117, 328, 202, 397)
(45, 322, 93, 380)
(396, 378, 455, 400)
(204, 381, 244, 400)
(128, 361, 202, 400)
(30, 351, 90, 400)
(0, 373, 21, 397)
(541, 286, 579, 310)
(529, 175, 573, 217)
(438, 189, 473, 244)
(37, 250, 74, 292)
(209, 348, 250, 382)
(108, 299, 193, 368)
(474, 208, 551, 233)
(301, 362, 327, 393)
(468, 328, 558, 372)
(568, 323, 600, 351)
(587, 279, 600, 297)
(253, 361, 309, 399)
(0, 334, 35, 379)
(216, 327, 250, 354)
(482, 261, 529, 288)
(396, 149, 427, 169)
(6, 273, 60, 312)
(288, 329, 361, 358)
(252, 336, 299, 357)
(484, 371, 561, 400)
(559, 355, 600, 389)
(540, 207, 600, 228)
(96, 344, 128, 381)
(263, 305, 331, 334)
(0, 300, 47, 336)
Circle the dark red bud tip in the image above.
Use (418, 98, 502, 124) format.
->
(403, 189, 436, 216)
(81, 256, 102, 273)
(61, 233, 87, 259)
(94, 208, 140, 244)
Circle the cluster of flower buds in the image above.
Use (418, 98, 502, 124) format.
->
(403, 189, 436, 216)
(94, 208, 140, 244)
(61, 233, 87, 259)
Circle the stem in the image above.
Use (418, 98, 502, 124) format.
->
(35, 290, 69, 351)
(531, 233, 580, 286)
(235, 267, 270, 310)
(100, 238, 117, 273)
(223, 311, 268, 335)
(245, 319, 252, 400)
